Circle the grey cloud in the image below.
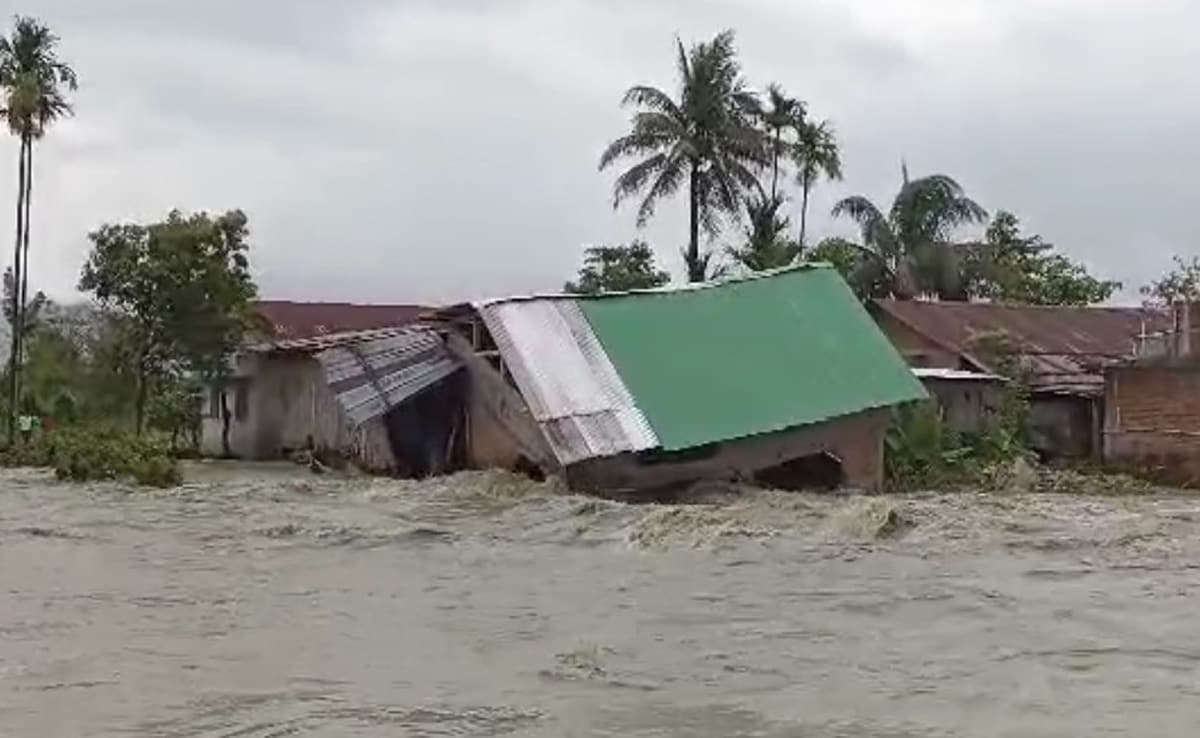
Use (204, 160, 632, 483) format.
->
(7, 0, 1199, 304)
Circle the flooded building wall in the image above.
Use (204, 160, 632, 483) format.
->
(564, 408, 891, 493)
(200, 354, 398, 471)
(1104, 364, 1200, 484)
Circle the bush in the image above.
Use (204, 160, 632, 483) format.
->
(1, 426, 182, 488)
(885, 402, 1030, 492)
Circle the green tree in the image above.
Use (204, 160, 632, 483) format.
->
(79, 209, 257, 434)
(564, 241, 670, 294)
(0, 16, 76, 442)
(600, 30, 764, 283)
(1141, 255, 1200, 307)
(726, 188, 801, 272)
(963, 211, 1119, 305)
(806, 236, 889, 299)
(831, 167, 987, 299)
(1, 265, 47, 342)
(760, 84, 805, 201)
(792, 119, 841, 247)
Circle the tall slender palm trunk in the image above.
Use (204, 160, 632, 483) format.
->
(687, 164, 702, 283)
(18, 136, 33, 381)
(769, 130, 781, 201)
(799, 176, 811, 249)
(7, 136, 27, 444)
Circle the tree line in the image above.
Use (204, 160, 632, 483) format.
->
(0, 16, 257, 451)
(571, 29, 1131, 306)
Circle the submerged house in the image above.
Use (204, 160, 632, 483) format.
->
(210, 268, 925, 491)
(874, 299, 1168, 459)
(200, 301, 455, 471)
(435, 264, 926, 492)
(199, 327, 464, 473)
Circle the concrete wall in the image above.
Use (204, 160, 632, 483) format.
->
(1028, 394, 1097, 460)
(1104, 365, 1200, 483)
(200, 352, 397, 471)
(921, 378, 1005, 436)
(565, 408, 892, 494)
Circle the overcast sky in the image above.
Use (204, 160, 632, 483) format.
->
(5, 0, 1198, 305)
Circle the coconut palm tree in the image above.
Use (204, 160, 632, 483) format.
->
(0, 16, 77, 440)
(600, 30, 764, 283)
(831, 167, 986, 299)
(793, 119, 842, 247)
(760, 84, 805, 201)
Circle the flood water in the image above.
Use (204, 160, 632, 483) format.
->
(3, 463, 1200, 736)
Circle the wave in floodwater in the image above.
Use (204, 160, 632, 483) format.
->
(5, 463, 1200, 736)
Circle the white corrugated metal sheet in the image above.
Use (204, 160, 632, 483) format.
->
(315, 328, 461, 427)
(913, 368, 1006, 382)
(479, 300, 658, 465)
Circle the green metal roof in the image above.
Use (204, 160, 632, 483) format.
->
(576, 264, 927, 451)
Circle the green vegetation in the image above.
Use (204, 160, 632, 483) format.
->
(80, 209, 257, 435)
(726, 188, 801, 272)
(1, 426, 181, 487)
(0, 16, 78, 443)
(564, 241, 669, 294)
(0, 205, 259, 486)
(962, 212, 1121, 305)
(1141, 254, 1200, 305)
(597, 31, 1115, 305)
(886, 332, 1032, 491)
(832, 167, 988, 300)
(599, 30, 767, 283)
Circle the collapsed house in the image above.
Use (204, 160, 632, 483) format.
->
(199, 327, 464, 473)
(874, 299, 1169, 460)
(435, 264, 926, 492)
(201, 299, 454, 471)
(206, 268, 926, 491)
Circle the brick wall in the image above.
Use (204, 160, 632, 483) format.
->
(1107, 366, 1200, 433)
(1104, 365, 1200, 484)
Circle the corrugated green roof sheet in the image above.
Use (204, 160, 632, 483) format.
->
(577, 264, 927, 451)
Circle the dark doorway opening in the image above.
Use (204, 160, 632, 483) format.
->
(754, 452, 844, 491)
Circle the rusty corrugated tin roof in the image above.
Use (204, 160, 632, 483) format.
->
(479, 299, 659, 466)
(876, 299, 1170, 396)
(255, 300, 428, 340)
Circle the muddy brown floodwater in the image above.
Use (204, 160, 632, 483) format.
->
(3, 463, 1200, 736)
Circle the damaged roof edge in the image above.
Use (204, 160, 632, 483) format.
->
(313, 328, 463, 427)
(471, 262, 838, 309)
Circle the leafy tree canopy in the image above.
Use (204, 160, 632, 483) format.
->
(1141, 255, 1200, 306)
(963, 211, 1120, 306)
(78, 209, 257, 432)
(564, 241, 670, 295)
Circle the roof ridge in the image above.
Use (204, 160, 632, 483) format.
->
(478, 262, 833, 308)
(877, 299, 1160, 314)
(255, 299, 426, 307)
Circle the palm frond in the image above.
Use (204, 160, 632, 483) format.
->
(634, 152, 686, 226)
(621, 84, 682, 117)
(611, 153, 668, 209)
(892, 174, 987, 243)
(832, 195, 901, 261)
(599, 130, 670, 170)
